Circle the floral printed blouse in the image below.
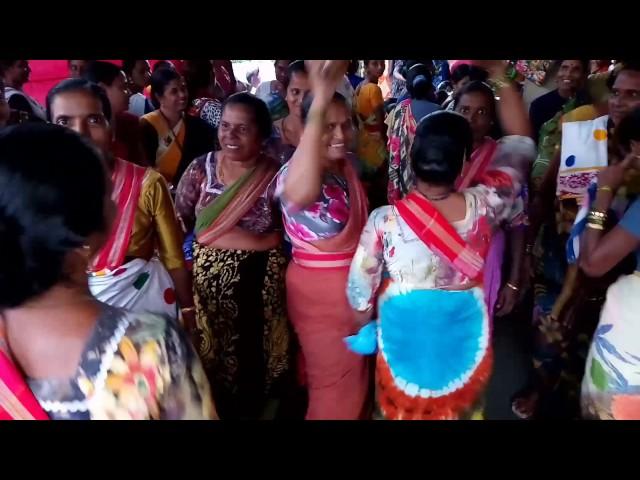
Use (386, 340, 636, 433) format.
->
(347, 136, 535, 312)
(275, 160, 353, 241)
(175, 151, 281, 235)
(28, 304, 217, 420)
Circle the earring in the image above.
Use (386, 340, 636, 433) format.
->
(80, 244, 92, 259)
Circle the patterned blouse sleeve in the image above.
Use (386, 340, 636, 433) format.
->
(347, 208, 386, 312)
(174, 155, 207, 233)
(274, 162, 300, 214)
(387, 104, 405, 204)
(159, 319, 218, 420)
(201, 100, 222, 129)
(468, 135, 536, 227)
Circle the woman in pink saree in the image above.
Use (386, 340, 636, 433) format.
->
(275, 61, 369, 419)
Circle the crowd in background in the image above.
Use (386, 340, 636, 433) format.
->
(1, 58, 639, 421)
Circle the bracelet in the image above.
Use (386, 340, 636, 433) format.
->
(586, 222, 605, 231)
(588, 209, 607, 217)
(180, 306, 196, 314)
(586, 217, 606, 228)
(506, 282, 520, 292)
(587, 209, 607, 226)
(525, 243, 534, 254)
(597, 185, 613, 194)
(587, 213, 606, 223)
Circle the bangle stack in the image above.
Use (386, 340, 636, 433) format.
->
(586, 209, 607, 231)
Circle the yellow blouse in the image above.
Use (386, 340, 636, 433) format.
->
(127, 169, 185, 271)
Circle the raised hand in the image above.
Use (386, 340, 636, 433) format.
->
(472, 60, 509, 79)
(305, 60, 349, 104)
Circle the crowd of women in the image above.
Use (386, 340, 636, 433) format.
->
(0, 58, 639, 420)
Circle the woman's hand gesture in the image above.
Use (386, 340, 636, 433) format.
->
(305, 60, 349, 104)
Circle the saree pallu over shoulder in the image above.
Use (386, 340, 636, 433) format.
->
(455, 138, 498, 191)
(91, 158, 147, 273)
(285, 161, 368, 268)
(142, 111, 186, 183)
(395, 191, 485, 280)
(195, 153, 280, 247)
(0, 326, 48, 420)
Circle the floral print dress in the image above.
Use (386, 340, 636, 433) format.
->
(274, 161, 351, 241)
(28, 304, 216, 420)
(347, 181, 524, 311)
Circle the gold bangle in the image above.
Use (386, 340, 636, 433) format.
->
(587, 215, 605, 225)
(181, 306, 196, 314)
(506, 282, 520, 292)
(587, 210, 607, 226)
(586, 222, 605, 231)
(597, 185, 613, 194)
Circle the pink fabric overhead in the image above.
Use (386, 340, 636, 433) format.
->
(23, 60, 68, 106)
(23, 60, 125, 105)
(448, 60, 473, 74)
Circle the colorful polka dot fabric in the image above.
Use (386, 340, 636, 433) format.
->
(557, 115, 609, 200)
(89, 257, 178, 320)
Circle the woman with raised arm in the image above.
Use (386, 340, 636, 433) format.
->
(345, 61, 536, 420)
(275, 60, 369, 420)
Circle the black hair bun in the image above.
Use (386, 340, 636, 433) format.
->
(405, 63, 434, 100)
(0, 123, 108, 309)
(410, 111, 473, 186)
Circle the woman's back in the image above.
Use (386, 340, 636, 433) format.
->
(356, 186, 511, 291)
(24, 304, 215, 420)
(0, 123, 217, 420)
